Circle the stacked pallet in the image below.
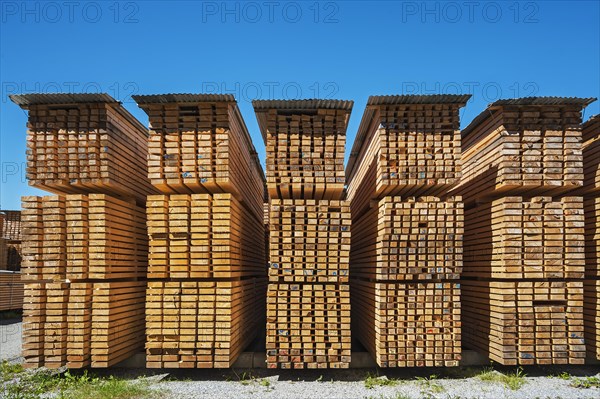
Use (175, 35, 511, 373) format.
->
(347, 95, 468, 368)
(135, 94, 267, 368)
(10, 93, 159, 204)
(253, 99, 352, 200)
(459, 97, 595, 365)
(582, 115, 600, 360)
(254, 100, 353, 369)
(0, 271, 24, 311)
(12, 93, 154, 369)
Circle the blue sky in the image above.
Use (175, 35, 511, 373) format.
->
(1, 0, 599, 209)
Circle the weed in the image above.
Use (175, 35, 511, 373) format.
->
(555, 371, 571, 380)
(364, 371, 399, 389)
(570, 376, 600, 389)
(416, 374, 444, 394)
(476, 367, 526, 390)
(259, 379, 271, 388)
(316, 375, 324, 383)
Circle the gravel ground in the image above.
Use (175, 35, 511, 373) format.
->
(0, 319, 22, 362)
(149, 368, 600, 399)
(2, 318, 600, 399)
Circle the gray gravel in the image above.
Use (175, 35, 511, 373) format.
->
(154, 371, 600, 399)
(0, 319, 22, 362)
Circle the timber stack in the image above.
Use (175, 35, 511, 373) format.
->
(347, 95, 469, 367)
(11, 93, 157, 368)
(581, 114, 600, 360)
(134, 94, 267, 368)
(455, 97, 596, 365)
(0, 211, 23, 271)
(254, 99, 352, 369)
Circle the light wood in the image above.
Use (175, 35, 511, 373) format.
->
(0, 271, 23, 311)
(583, 279, 600, 360)
(269, 199, 350, 283)
(453, 105, 586, 204)
(266, 282, 351, 369)
(18, 102, 158, 205)
(146, 278, 266, 368)
(351, 196, 463, 281)
(462, 279, 585, 365)
(20, 194, 147, 281)
(464, 196, 585, 279)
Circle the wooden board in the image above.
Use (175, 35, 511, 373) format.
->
(136, 100, 265, 220)
(18, 102, 158, 204)
(21, 194, 147, 281)
(0, 271, 23, 311)
(453, 105, 585, 203)
(269, 199, 350, 283)
(352, 280, 461, 367)
(464, 196, 584, 279)
(266, 282, 351, 369)
(146, 278, 266, 368)
(347, 103, 465, 219)
(352, 196, 463, 281)
(461, 279, 585, 365)
(147, 193, 266, 279)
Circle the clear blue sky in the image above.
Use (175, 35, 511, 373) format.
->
(1, 0, 599, 209)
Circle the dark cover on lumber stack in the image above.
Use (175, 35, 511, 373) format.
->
(454, 97, 596, 203)
(346, 95, 470, 218)
(253, 99, 353, 200)
(133, 94, 266, 221)
(10, 93, 158, 205)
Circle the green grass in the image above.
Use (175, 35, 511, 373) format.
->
(415, 374, 445, 394)
(555, 371, 571, 380)
(0, 363, 158, 399)
(570, 376, 600, 389)
(476, 367, 526, 390)
(364, 372, 399, 389)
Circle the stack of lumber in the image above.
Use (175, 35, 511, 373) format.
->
(347, 96, 468, 368)
(253, 100, 352, 200)
(0, 271, 24, 311)
(0, 211, 22, 271)
(146, 279, 266, 368)
(352, 280, 460, 367)
(462, 280, 585, 365)
(459, 97, 596, 365)
(11, 93, 155, 369)
(255, 100, 353, 369)
(133, 94, 265, 220)
(583, 115, 600, 360)
(346, 95, 470, 219)
(10, 93, 158, 205)
(352, 196, 463, 281)
(464, 196, 585, 280)
(20, 195, 148, 368)
(147, 193, 265, 279)
(453, 97, 596, 204)
(135, 93, 267, 368)
(21, 194, 147, 281)
(268, 199, 351, 282)
(22, 280, 146, 368)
